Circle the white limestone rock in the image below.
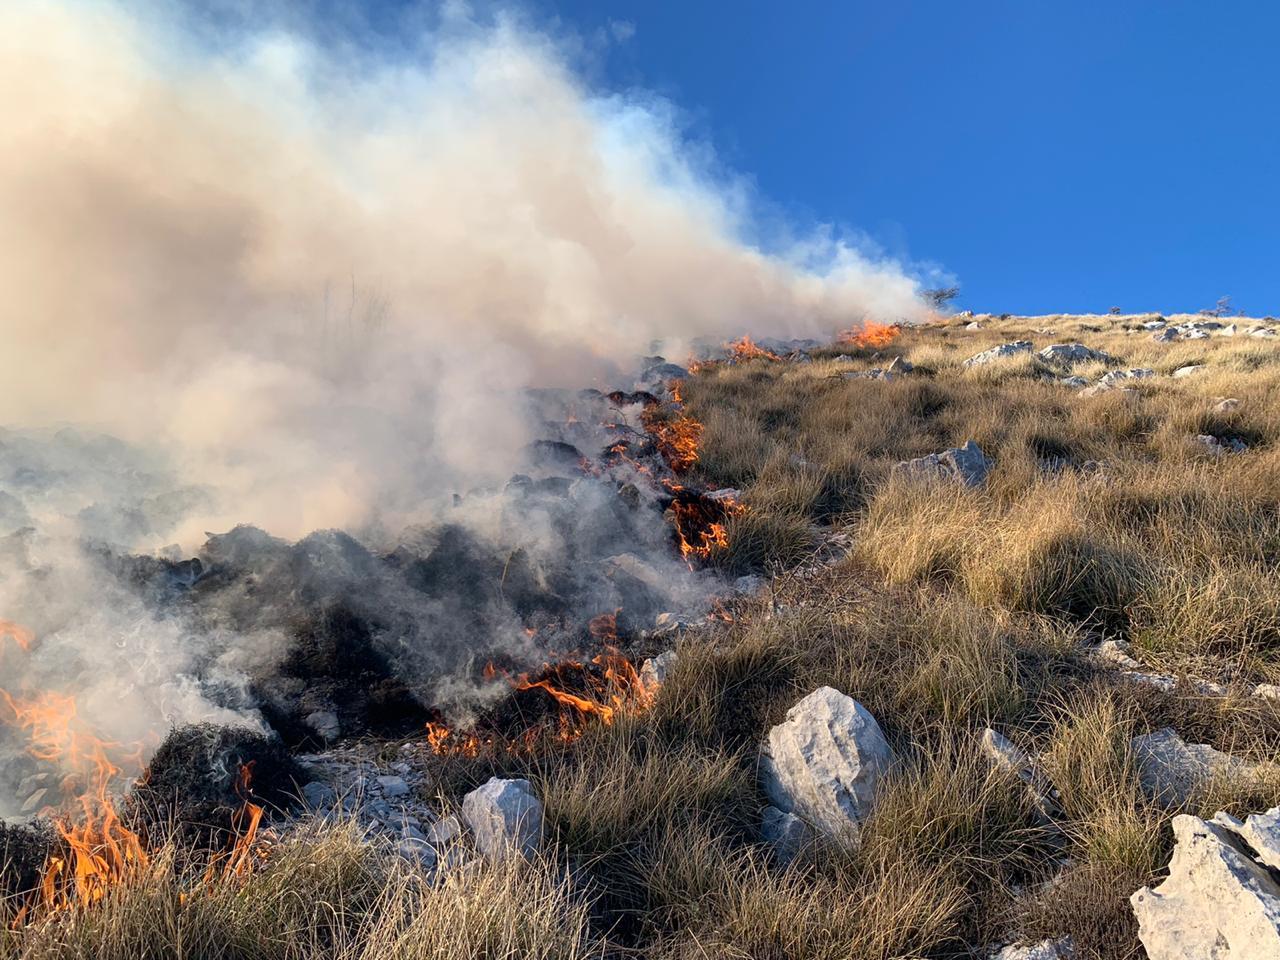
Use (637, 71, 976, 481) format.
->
(461, 777, 544, 862)
(963, 341, 1034, 366)
(1131, 813, 1280, 960)
(1131, 728, 1270, 807)
(640, 650, 678, 693)
(990, 938, 1074, 960)
(1038, 343, 1112, 366)
(894, 439, 991, 487)
(760, 805, 810, 864)
(759, 687, 894, 843)
(1172, 364, 1206, 378)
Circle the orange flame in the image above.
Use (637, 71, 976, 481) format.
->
(671, 495, 744, 563)
(0, 688, 151, 914)
(725, 335, 781, 362)
(643, 413, 703, 474)
(838, 321, 900, 349)
(423, 625, 657, 759)
(0, 619, 33, 653)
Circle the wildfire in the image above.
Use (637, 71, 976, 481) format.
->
(725, 335, 781, 362)
(423, 624, 655, 759)
(670, 493, 744, 563)
(0, 687, 151, 917)
(837, 321, 900, 349)
(642, 411, 703, 474)
(0, 619, 267, 925)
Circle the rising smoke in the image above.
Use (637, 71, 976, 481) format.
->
(0, 0, 931, 814)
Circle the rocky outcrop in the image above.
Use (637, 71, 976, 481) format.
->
(894, 439, 991, 486)
(759, 687, 894, 844)
(461, 777, 544, 862)
(1131, 811, 1280, 959)
(1038, 343, 1112, 366)
(964, 341, 1034, 366)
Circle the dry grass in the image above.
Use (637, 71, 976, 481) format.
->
(6, 314, 1280, 958)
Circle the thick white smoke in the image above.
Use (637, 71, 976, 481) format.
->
(0, 0, 931, 813)
(0, 0, 927, 544)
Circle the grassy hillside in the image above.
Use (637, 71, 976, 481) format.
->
(6, 313, 1280, 960)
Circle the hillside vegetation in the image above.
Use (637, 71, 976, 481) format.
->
(6, 312, 1280, 960)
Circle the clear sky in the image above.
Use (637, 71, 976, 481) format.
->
(514, 0, 1280, 316)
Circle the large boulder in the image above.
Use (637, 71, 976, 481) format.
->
(759, 687, 894, 843)
(461, 777, 544, 862)
(963, 341, 1034, 366)
(1131, 812, 1280, 959)
(894, 440, 991, 486)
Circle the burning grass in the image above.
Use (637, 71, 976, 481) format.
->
(6, 313, 1280, 958)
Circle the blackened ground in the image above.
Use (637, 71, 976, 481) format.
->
(128, 724, 304, 847)
(0, 820, 56, 902)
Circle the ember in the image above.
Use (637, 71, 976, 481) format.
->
(669, 490, 745, 563)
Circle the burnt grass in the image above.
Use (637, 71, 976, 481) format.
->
(128, 724, 305, 847)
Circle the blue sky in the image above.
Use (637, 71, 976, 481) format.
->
(511, 0, 1279, 315)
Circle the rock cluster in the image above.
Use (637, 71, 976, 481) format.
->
(1131, 728, 1274, 808)
(461, 777, 544, 863)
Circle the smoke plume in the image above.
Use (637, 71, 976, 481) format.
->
(0, 0, 930, 814)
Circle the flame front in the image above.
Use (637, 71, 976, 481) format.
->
(838, 321, 900, 348)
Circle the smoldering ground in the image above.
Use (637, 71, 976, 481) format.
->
(0, 0, 932, 812)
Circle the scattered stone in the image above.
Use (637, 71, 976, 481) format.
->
(376, 775, 410, 799)
(965, 320, 983, 330)
(1131, 728, 1273, 807)
(760, 805, 809, 864)
(1250, 326, 1278, 339)
(981, 728, 1036, 785)
(1098, 368, 1156, 388)
(963, 341, 1034, 366)
(734, 574, 766, 595)
(1038, 343, 1112, 366)
(1057, 375, 1088, 388)
(1218, 323, 1237, 337)
(885, 355, 913, 374)
(1142, 319, 1167, 330)
(427, 815, 462, 844)
(1152, 327, 1178, 342)
(1131, 813, 1280, 959)
(461, 777, 544, 862)
(1254, 683, 1280, 701)
(1215, 397, 1241, 412)
(1095, 639, 1141, 669)
(301, 781, 337, 809)
(1122, 671, 1179, 693)
(640, 650, 678, 693)
(397, 837, 438, 868)
(1193, 434, 1248, 456)
(20, 789, 47, 815)
(991, 938, 1074, 960)
(759, 687, 894, 843)
(894, 439, 991, 487)
(1172, 365, 1206, 379)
